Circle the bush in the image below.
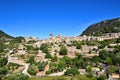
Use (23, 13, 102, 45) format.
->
(86, 72, 94, 78)
(106, 57, 113, 65)
(75, 75, 90, 80)
(64, 68, 79, 76)
(76, 43, 82, 49)
(0, 57, 8, 67)
(107, 66, 118, 74)
(27, 56, 35, 64)
(38, 61, 47, 71)
(57, 60, 66, 71)
(45, 53, 52, 59)
(0, 67, 7, 75)
(40, 43, 51, 53)
(99, 50, 109, 59)
(51, 56, 58, 62)
(7, 62, 21, 70)
(46, 70, 51, 74)
(28, 64, 37, 75)
(59, 46, 68, 55)
(98, 75, 107, 80)
(4, 74, 29, 80)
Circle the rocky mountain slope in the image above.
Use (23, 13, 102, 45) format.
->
(0, 30, 14, 40)
(81, 18, 120, 36)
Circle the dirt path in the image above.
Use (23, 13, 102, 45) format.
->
(8, 56, 31, 77)
(48, 69, 66, 76)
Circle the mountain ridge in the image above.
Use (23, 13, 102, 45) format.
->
(81, 17, 120, 36)
(0, 30, 14, 40)
(1, 17, 120, 40)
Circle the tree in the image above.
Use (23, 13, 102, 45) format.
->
(107, 66, 118, 74)
(40, 43, 51, 53)
(28, 64, 37, 75)
(50, 62, 58, 73)
(99, 50, 109, 59)
(64, 56, 73, 67)
(0, 57, 8, 67)
(98, 75, 107, 80)
(116, 37, 120, 43)
(0, 67, 8, 79)
(115, 52, 120, 64)
(45, 70, 51, 74)
(86, 72, 94, 78)
(59, 46, 68, 55)
(73, 57, 84, 69)
(0, 50, 3, 53)
(106, 57, 112, 65)
(45, 53, 52, 59)
(76, 43, 82, 49)
(51, 55, 58, 62)
(27, 56, 35, 64)
(38, 61, 47, 71)
(86, 67, 92, 73)
(64, 68, 79, 76)
(57, 60, 66, 71)
(91, 56, 100, 66)
(98, 41, 109, 49)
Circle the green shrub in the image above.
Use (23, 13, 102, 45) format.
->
(4, 74, 29, 80)
(64, 68, 79, 76)
(38, 61, 47, 71)
(98, 75, 107, 80)
(46, 70, 51, 74)
(0, 57, 8, 67)
(76, 43, 82, 49)
(27, 56, 35, 64)
(28, 64, 37, 75)
(59, 46, 68, 55)
(45, 53, 52, 59)
(0, 67, 7, 75)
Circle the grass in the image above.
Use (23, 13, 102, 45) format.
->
(29, 76, 71, 80)
(29, 75, 97, 80)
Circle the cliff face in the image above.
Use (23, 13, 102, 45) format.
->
(81, 18, 120, 36)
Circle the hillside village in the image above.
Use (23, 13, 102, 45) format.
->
(0, 32, 120, 80)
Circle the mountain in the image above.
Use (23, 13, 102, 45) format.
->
(81, 18, 120, 36)
(0, 30, 14, 40)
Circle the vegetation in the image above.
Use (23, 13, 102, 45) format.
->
(76, 43, 82, 49)
(28, 64, 38, 75)
(0, 30, 14, 39)
(45, 53, 52, 59)
(0, 57, 8, 80)
(29, 75, 97, 80)
(0, 67, 8, 79)
(107, 66, 119, 74)
(64, 68, 79, 76)
(27, 56, 35, 64)
(81, 18, 120, 36)
(40, 43, 51, 53)
(59, 46, 68, 55)
(0, 21, 120, 80)
(38, 61, 47, 71)
(0, 57, 8, 67)
(3, 74, 29, 80)
(98, 75, 107, 80)
(7, 62, 21, 71)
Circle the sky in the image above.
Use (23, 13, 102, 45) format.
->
(0, 0, 120, 39)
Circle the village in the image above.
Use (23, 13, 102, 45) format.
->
(0, 32, 119, 80)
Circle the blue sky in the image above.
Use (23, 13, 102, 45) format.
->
(0, 0, 120, 39)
